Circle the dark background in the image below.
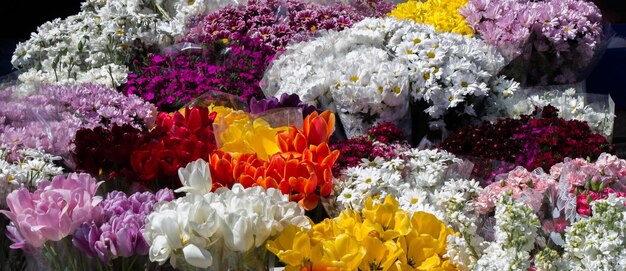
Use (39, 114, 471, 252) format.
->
(0, 1, 83, 76)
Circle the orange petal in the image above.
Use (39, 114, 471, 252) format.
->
(239, 175, 256, 188)
(306, 117, 329, 146)
(300, 194, 319, 211)
(320, 110, 335, 139)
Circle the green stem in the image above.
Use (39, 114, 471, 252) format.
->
(126, 256, 138, 271)
(43, 243, 62, 271)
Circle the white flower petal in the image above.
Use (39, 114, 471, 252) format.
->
(183, 244, 213, 268)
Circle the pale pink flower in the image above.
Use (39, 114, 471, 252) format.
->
(1, 173, 103, 249)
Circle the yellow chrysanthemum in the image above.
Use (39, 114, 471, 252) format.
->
(389, 0, 473, 35)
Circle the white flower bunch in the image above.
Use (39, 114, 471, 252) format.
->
(333, 148, 465, 212)
(506, 88, 615, 138)
(474, 193, 540, 271)
(144, 159, 310, 268)
(12, 0, 213, 89)
(564, 194, 626, 270)
(264, 17, 517, 136)
(437, 179, 487, 271)
(0, 147, 64, 206)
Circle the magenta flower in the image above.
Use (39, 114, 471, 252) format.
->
(1, 173, 103, 249)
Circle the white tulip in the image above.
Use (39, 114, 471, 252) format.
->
(176, 159, 213, 194)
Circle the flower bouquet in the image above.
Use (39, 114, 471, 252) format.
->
(0, 83, 156, 166)
(440, 105, 614, 185)
(389, 0, 473, 35)
(444, 153, 626, 270)
(144, 159, 310, 270)
(182, 0, 394, 51)
(327, 146, 472, 217)
(505, 88, 616, 139)
(1, 173, 104, 271)
(267, 194, 457, 270)
(263, 17, 518, 141)
(72, 189, 175, 271)
(122, 36, 275, 112)
(461, 0, 607, 87)
(11, 0, 218, 88)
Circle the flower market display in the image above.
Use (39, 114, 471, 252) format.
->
(461, 0, 605, 86)
(440, 105, 614, 185)
(11, 0, 218, 90)
(262, 17, 519, 138)
(2, 0, 625, 270)
(122, 0, 393, 111)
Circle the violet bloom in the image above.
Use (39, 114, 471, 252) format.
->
(0, 173, 103, 249)
(0, 83, 156, 162)
(249, 93, 317, 117)
(461, 0, 604, 85)
(72, 189, 174, 263)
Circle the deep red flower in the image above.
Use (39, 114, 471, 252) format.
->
(130, 106, 218, 189)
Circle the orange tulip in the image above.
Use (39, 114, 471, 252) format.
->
(277, 110, 336, 153)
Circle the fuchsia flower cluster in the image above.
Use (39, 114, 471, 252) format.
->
(72, 189, 174, 264)
(1, 173, 103, 250)
(441, 105, 614, 182)
(183, 0, 394, 50)
(0, 84, 156, 161)
(122, 36, 274, 111)
(461, 0, 604, 85)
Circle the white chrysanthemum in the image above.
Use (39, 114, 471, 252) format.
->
(506, 88, 614, 138)
(13, 0, 215, 88)
(263, 17, 516, 137)
(332, 148, 468, 214)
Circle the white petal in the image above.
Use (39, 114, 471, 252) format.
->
(183, 244, 213, 268)
(150, 235, 172, 264)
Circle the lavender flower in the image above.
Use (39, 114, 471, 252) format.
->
(0, 83, 156, 161)
(72, 189, 174, 264)
(461, 0, 604, 85)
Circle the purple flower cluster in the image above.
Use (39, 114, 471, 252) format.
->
(461, 0, 604, 85)
(122, 36, 275, 111)
(0, 84, 156, 161)
(249, 93, 317, 117)
(72, 189, 174, 263)
(183, 0, 394, 50)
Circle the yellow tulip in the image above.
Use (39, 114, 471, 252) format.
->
(362, 195, 411, 240)
(321, 233, 366, 270)
(266, 225, 324, 270)
(359, 237, 403, 271)
(213, 107, 288, 160)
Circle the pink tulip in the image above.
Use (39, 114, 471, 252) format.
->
(1, 173, 102, 249)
